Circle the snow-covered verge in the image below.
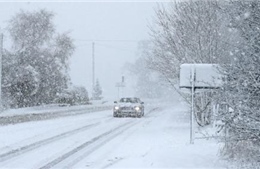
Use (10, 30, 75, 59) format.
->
(0, 101, 113, 117)
(0, 102, 113, 125)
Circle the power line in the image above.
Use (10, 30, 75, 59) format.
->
(74, 41, 138, 53)
(74, 39, 144, 42)
(95, 43, 136, 53)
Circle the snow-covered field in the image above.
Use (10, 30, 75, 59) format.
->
(0, 97, 227, 168)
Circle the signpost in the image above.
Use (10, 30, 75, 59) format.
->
(115, 76, 125, 100)
(180, 64, 222, 144)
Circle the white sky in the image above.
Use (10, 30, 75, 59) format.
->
(0, 1, 167, 100)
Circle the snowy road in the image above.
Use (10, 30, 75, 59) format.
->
(0, 99, 226, 169)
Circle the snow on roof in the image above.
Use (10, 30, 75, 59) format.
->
(180, 64, 222, 88)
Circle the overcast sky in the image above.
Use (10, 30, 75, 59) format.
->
(0, 1, 166, 100)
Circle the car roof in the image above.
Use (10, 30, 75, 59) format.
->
(120, 97, 140, 100)
(121, 97, 139, 99)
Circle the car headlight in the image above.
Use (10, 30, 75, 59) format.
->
(114, 106, 120, 110)
(135, 106, 140, 111)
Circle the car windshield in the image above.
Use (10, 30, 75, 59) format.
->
(119, 98, 138, 103)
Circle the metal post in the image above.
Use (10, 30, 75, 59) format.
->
(115, 79, 125, 100)
(121, 76, 125, 97)
(190, 66, 195, 144)
(117, 86, 119, 100)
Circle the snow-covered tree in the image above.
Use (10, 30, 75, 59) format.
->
(92, 79, 102, 100)
(3, 9, 75, 107)
(216, 1, 260, 167)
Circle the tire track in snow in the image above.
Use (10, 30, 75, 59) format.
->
(100, 107, 161, 169)
(0, 121, 104, 162)
(0, 106, 159, 168)
(38, 107, 161, 169)
(38, 121, 135, 169)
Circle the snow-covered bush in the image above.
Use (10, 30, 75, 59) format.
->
(55, 86, 89, 106)
(215, 1, 260, 167)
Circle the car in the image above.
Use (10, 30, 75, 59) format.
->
(113, 97, 144, 118)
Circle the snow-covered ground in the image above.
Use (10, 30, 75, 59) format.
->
(0, 97, 227, 168)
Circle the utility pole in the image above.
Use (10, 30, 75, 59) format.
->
(0, 33, 3, 110)
(92, 42, 95, 100)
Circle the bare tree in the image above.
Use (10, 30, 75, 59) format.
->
(149, 0, 231, 82)
(124, 40, 169, 99)
(148, 0, 232, 126)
